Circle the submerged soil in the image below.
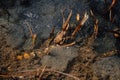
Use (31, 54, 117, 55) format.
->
(0, 0, 120, 80)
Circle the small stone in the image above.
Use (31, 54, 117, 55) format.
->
(41, 46, 78, 71)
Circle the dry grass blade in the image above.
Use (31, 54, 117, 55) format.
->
(107, 30, 120, 38)
(100, 50, 118, 58)
(48, 69, 80, 80)
(91, 17, 98, 40)
(109, 10, 115, 22)
(90, 9, 98, 36)
(108, 0, 116, 11)
(54, 31, 65, 44)
(61, 9, 65, 25)
(25, 21, 37, 47)
(72, 12, 89, 37)
(54, 10, 72, 44)
(109, 10, 112, 21)
(76, 13, 80, 21)
(90, 10, 96, 22)
(80, 13, 89, 26)
(61, 41, 76, 47)
(38, 65, 46, 80)
(25, 21, 33, 37)
(87, 10, 98, 46)
(49, 26, 55, 39)
(94, 19, 98, 37)
(32, 34, 37, 46)
(62, 10, 72, 31)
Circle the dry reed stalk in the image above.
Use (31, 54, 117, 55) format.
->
(62, 10, 72, 31)
(72, 12, 89, 37)
(25, 21, 36, 47)
(25, 21, 33, 37)
(54, 10, 72, 44)
(108, 0, 116, 11)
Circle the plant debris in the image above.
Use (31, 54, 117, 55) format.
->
(0, 0, 120, 80)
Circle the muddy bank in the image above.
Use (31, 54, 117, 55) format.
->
(0, 0, 120, 80)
